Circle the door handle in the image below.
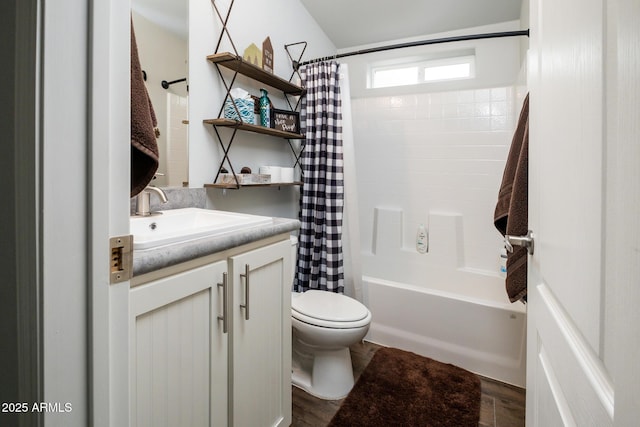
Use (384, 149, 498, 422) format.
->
(217, 272, 228, 334)
(505, 230, 535, 255)
(239, 264, 250, 320)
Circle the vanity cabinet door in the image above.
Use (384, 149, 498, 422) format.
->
(230, 239, 292, 427)
(130, 260, 229, 427)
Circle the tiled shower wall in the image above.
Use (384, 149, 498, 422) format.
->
(166, 93, 189, 187)
(352, 87, 523, 275)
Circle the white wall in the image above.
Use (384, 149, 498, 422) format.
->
(188, 0, 335, 218)
(344, 22, 527, 299)
(132, 11, 188, 187)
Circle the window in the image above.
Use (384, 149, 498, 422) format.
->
(372, 66, 419, 88)
(370, 55, 475, 89)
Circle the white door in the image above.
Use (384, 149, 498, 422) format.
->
(526, 0, 640, 425)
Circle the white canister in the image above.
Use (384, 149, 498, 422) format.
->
(281, 167, 294, 183)
(259, 166, 281, 183)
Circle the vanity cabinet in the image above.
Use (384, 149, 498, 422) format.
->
(130, 237, 292, 427)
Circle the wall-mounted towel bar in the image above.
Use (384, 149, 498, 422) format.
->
(161, 77, 188, 91)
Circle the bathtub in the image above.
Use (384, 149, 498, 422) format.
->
(362, 275, 526, 387)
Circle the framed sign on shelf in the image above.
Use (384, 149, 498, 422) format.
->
(271, 109, 300, 134)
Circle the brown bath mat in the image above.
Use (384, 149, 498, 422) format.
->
(328, 347, 481, 427)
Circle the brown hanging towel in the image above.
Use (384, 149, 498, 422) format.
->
(494, 93, 529, 303)
(130, 18, 159, 197)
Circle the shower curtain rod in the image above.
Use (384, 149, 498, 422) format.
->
(298, 29, 529, 67)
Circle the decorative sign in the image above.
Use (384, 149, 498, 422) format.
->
(271, 109, 300, 134)
(262, 37, 273, 73)
(243, 43, 262, 67)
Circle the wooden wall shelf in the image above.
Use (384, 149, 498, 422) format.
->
(207, 52, 305, 95)
(205, 181, 303, 189)
(203, 118, 304, 139)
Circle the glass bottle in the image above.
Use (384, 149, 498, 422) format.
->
(259, 88, 271, 127)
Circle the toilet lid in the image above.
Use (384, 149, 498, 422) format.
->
(291, 290, 369, 323)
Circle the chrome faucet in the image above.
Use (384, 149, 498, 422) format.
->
(135, 185, 168, 216)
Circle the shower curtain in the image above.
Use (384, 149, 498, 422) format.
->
(294, 61, 345, 293)
(337, 64, 364, 301)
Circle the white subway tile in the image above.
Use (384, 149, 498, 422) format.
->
(490, 87, 507, 101)
(490, 101, 507, 117)
(474, 102, 491, 117)
(474, 89, 491, 102)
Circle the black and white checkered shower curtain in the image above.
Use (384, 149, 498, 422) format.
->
(293, 61, 344, 293)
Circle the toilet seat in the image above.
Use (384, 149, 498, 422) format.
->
(292, 290, 371, 329)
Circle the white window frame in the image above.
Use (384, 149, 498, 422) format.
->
(369, 54, 476, 89)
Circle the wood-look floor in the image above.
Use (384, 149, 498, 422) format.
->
(291, 341, 526, 427)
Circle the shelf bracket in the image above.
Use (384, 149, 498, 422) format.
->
(211, 126, 241, 189)
(285, 41, 307, 83)
(287, 139, 305, 179)
(213, 61, 242, 120)
(211, 0, 239, 56)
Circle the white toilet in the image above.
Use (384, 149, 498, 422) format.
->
(289, 236, 372, 399)
(291, 290, 372, 400)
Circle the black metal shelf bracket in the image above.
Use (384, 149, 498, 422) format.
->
(284, 41, 307, 84)
(211, 0, 238, 56)
(284, 41, 307, 113)
(212, 126, 242, 189)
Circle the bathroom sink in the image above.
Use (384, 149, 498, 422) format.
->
(130, 208, 273, 250)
